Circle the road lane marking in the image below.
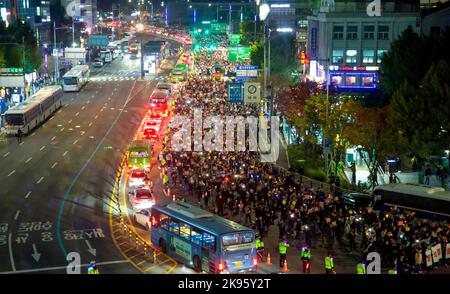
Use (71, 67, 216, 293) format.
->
(49, 116, 54, 121)
(51, 162, 58, 169)
(68, 119, 73, 123)
(100, 108, 104, 112)
(51, 136, 56, 141)
(3, 152, 10, 158)
(25, 191, 31, 199)
(36, 177, 44, 184)
(30, 132, 36, 137)
(25, 157, 32, 163)
(7, 170, 16, 177)
(40, 146, 46, 151)
(14, 210, 20, 220)
(94, 115, 98, 119)
(88, 122, 93, 127)
(73, 139, 79, 145)
(63, 151, 68, 156)
(81, 106, 85, 110)
(19, 142, 24, 146)
(8, 234, 16, 272)
(110, 107, 115, 110)
(75, 112, 80, 116)
(0, 260, 129, 274)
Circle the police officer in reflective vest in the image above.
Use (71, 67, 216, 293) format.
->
(256, 235, 265, 262)
(300, 247, 312, 273)
(388, 264, 397, 274)
(325, 253, 334, 274)
(356, 261, 366, 274)
(87, 261, 99, 274)
(279, 239, 289, 268)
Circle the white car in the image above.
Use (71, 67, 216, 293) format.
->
(128, 187, 155, 211)
(128, 169, 146, 188)
(134, 209, 151, 230)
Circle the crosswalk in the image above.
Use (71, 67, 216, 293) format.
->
(90, 70, 141, 82)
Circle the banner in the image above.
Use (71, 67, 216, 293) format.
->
(446, 243, 450, 259)
(432, 243, 442, 263)
(425, 249, 432, 267)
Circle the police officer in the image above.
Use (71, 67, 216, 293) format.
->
(300, 247, 312, 274)
(324, 252, 334, 274)
(279, 239, 289, 268)
(388, 264, 397, 274)
(255, 234, 265, 262)
(356, 260, 366, 274)
(87, 261, 99, 274)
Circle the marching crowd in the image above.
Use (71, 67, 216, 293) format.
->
(159, 43, 450, 274)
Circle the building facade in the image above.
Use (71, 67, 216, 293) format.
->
(421, 2, 450, 37)
(307, 0, 420, 90)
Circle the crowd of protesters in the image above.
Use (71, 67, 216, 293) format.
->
(159, 42, 450, 274)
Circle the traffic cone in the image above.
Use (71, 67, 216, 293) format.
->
(266, 253, 272, 265)
(282, 260, 289, 273)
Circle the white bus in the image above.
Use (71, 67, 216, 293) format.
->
(4, 86, 63, 135)
(63, 65, 90, 92)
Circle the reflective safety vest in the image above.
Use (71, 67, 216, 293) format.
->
(301, 249, 311, 260)
(87, 267, 99, 274)
(163, 175, 169, 184)
(279, 242, 289, 254)
(356, 263, 366, 274)
(256, 239, 264, 249)
(325, 256, 334, 269)
(388, 269, 397, 274)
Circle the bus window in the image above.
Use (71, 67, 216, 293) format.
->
(64, 77, 78, 85)
(169, 219, 180, 235)
(190, 227, 203, 246)
(202, 232, 216, 252)
(160, 213, 170, 230)
(222, 231, 254, 247)
(5, 114, 24, 125)
(179, 222, 191, 240)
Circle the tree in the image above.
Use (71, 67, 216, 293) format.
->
(0, 48, 6, 68)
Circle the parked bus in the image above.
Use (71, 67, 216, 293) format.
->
(4, 86, 63, 135)
(127, 139, 152, 170)
(63, 65, 90, 92)
(373, 183, 450, 219)
(150, 201, 257, 273)
(149, 89, 171, 117)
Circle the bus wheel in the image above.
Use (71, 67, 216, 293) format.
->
(159, 239, 166, 253)
(193, 255, 202, 273)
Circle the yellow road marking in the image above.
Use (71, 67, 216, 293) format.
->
(136, 259, 147, 266)
(144, 258, 171, 272)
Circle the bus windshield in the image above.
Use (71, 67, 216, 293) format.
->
(221, 231, 253, 247)
(64, 77, 78, 85)
(129, 150, 149, 158)
(5, 114, 24, 125)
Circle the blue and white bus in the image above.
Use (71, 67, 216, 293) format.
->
(150, 202, 257, 273)
(63, 65, 90, 92)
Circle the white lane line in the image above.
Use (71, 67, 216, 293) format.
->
(25, 191, 31, 199)
(30, 132, 36, 137)
(68, 119, 73, 123)
(7, 170, 15, 177)
(8, 233, 16, 272)
(63, 151, 68, 156)
(87, 100, 91, 104)
(19, 142, 24, 146)
(0, 260, 129, 274)
(81, 106, 85, 110)
(51, 136, 56, 141)
(3, 152, 10, 158)
(60, 128, 65, 132)
(49, 116, 54, 121)
(73, 139, 79, 145)
(100, 108, 104, 112)
(110, 107, 115, 110)
(88, 122, 93, 127)
(51, 162, 58, 169)
(94, 115, 98, 119)
(36, 177, 44, 184)
(75, 112, 80, 116)
(25, 157, 32, 163)
(14, 210, 20, 220)
(40, 146, 46, 151)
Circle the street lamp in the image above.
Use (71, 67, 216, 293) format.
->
(259, 3, 270, 113)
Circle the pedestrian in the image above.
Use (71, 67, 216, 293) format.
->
(348, 228, 356, 253)
(425, 167, 431, 185)
(356, 260, 366, 274)
(244, 204, 252, 224)
(279, 239, 289, 268)
(17, 128, 23, 143)
(351, 162, 356, 186)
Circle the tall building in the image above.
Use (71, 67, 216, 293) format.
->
(0, 0, 13, 26)
(13, 0, 52, 45)
(307, 0, 421, 90)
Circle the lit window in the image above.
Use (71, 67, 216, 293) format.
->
(363, 50, 375, 64)
(345, 76, 357, 86)
(377, 49, 387, 63)
(345, 50, 358, 64)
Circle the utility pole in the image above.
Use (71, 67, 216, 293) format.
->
(22, 37, 27, 100)
(72, 16, 75, 46)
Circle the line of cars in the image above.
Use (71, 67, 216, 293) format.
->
(126, 81, 174, 230)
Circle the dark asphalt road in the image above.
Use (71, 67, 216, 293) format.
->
(0, 36, 180, 274)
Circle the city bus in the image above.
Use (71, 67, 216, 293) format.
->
(150, 201, 257, 273)
(62, 65, 90, 92)
(373, 183, 450, 220)
(149, 89, 171, 117)
(127, 139, 152, 170)
(4, 86, 63, 135)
